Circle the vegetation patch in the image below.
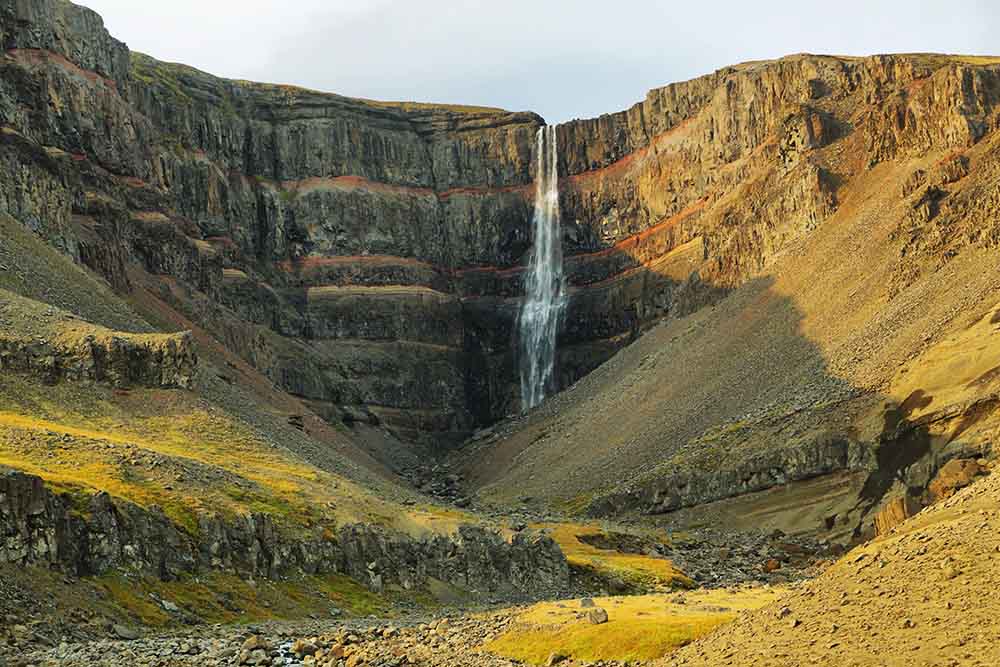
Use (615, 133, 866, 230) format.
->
(535, 523, 694, 590)
(483, 591, 783, 664)
(0, 373, 460, 540)
(131, 53, 192, 104)
(94, 571, 413, 627)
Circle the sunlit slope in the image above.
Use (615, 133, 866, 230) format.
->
(658, 468, 1000, 666)
(463, 125, 1000, 536)
(0, 213, 457, 538)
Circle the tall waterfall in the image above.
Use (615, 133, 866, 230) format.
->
(519, 125, 565, 412)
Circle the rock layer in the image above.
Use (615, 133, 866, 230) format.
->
(3, 3, 1000, 464)
(0, 470, 569, 595)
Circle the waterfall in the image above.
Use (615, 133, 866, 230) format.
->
(519, 125, 565, 412)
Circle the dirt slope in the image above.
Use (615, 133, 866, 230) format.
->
(659, 467, 1000, 667)
(460, 120, 1000, 539)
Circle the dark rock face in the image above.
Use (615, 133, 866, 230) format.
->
(592, 435, 876, 517)
(0, 470, 569, 595)
(0, 329, 196, 388)
(3, 2, 1000, 448)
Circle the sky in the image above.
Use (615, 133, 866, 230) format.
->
(80, 0, 1000, 123)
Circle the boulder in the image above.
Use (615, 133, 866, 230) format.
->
(587, 607, 609, 625)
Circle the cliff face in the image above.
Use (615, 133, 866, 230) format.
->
(1, 0, 544, 445)
(4, 0, 1000, 455)
(458, 52, 1000, 538)
(0, 470, 569, 594)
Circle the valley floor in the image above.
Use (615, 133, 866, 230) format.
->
(5, 462, 1000, 667)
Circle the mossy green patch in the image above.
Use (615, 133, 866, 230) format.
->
(131, 54, 192, 104)
(95, 571, 417, 627)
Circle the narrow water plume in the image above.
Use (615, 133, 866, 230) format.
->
(519, 125, 566, 412)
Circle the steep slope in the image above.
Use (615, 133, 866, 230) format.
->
(659, 466, 1000, 667)
(0, 214, 569, 603)
(461, 54, 1000, 541)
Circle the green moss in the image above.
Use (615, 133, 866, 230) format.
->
(131, 54, 191, 104)
(98, 576, 172, 626)
(47, 481, 96, 518)
(94, 571, 420, 627)
(307, 575, 393, 617)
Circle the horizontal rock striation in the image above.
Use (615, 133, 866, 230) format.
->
(4, 1, 1000, 448)
(0, 470, 569, 595)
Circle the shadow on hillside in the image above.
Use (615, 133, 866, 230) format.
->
(466, 253, 992, 540)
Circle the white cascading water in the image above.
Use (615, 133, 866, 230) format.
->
(519, 125, 565, 412)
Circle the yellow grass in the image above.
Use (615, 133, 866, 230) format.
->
(0, 374, 460, 537)
(535, 522, 694, 589)
(485, 589, 781, 664)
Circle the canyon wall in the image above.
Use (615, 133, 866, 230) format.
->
(4, 0, 1000, 451)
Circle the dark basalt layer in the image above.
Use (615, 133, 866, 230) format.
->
(0, 470, 569, 595)
(4, 0, 1000, 449)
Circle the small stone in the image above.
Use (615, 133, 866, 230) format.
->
(292, 639, 319, 657)
(580, 598, 596, 608)
(113, 625, 139, 641)
(546, 652, 568, 666)
(242, 635, 268, 652)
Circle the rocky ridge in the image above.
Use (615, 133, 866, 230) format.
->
(0, 469, 569, 597)
(0, 289, 196, 389)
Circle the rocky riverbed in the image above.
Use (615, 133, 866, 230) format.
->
(6, 605, 694, 667)
(5, 613, 540, 667)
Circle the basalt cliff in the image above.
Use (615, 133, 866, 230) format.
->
(0, 0, 902, 448)
(3, 0, 1000, 592)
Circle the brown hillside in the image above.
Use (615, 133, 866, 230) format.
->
(460, 54, 1000, 542)
(659, 466, 1000, 667)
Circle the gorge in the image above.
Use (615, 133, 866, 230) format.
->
(3, 1, 1000, 665)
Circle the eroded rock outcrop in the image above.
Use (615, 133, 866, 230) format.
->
(0, 289, 197, 388)
(0, 329, 196, 389)
(0, 470, 569, 596)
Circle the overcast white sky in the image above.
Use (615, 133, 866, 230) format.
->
(80, 0, 999, 123)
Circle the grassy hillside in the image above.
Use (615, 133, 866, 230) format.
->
(0, 213, 473, 541)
